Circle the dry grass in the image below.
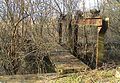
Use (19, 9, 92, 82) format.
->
(0, 69, 120, 83)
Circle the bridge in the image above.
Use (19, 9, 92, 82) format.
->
(48, 16, 109, 74)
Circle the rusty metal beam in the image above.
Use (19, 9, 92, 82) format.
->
(60, 16, 102, 27)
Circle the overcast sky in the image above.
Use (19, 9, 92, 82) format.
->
(83, 0, 101, 9)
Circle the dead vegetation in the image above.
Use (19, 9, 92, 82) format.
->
(0, 0, 120, 80)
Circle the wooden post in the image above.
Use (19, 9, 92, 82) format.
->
(96, 18, 109, 68)
(21, 0, 25, 36)
(68, 20, 73, 50)
(58, 14, 63, 44)
(73, 24, 78, 56)
(58, 22, 62, 44)
(73, 10, 83, 56)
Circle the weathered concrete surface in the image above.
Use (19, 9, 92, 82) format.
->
(49, 44, 89, 74)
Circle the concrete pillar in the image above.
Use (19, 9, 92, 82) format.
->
(96, 18, 109, 67)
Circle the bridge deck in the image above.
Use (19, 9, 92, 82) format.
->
(49, 44, 89, 74)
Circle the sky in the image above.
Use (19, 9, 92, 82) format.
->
(57, 0, 102, 12)
(82, 0, 101, 10)
(0, 0, 102, 17)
